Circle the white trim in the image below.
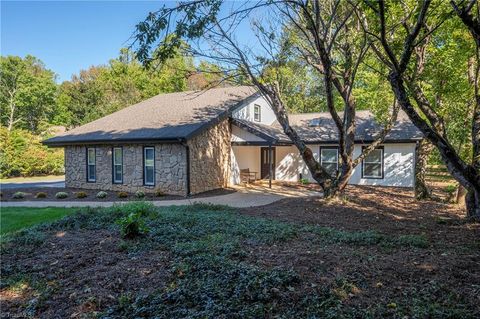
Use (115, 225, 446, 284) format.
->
(362, 148, 384, 179)
(144, 147, 155, 186)
(113, 147, 123, 184)
(87, 148, 96, 182)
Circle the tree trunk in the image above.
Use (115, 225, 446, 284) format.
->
(415, 139, 433, 199)
(466, 188, 480, 220)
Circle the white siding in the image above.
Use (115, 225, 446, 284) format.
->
(232, 96, 277, 125)
(349, 143, 416, 187)
(230, 146, 261, 185)
(231, 125, 266, 142)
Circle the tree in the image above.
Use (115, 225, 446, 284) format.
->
(362, 0, 480, 218)
(0, 55, 58, 133)
(133, 0, 399, 198)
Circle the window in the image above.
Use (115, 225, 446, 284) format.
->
(320, 147, 338, 176)
(87, 148, 96, 182)
(112, 147, 123, 184)
(254, 104, 261, 122)
(362, 147, 384, 179)
(143, 147, 155, 186)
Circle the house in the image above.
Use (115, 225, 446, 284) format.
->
(43, 86, 423, 195)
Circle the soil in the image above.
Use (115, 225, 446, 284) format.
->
(1, 186, 479, 317)
(240, 186, 480, 313)
(0, 187, 235, 202)
(1, 229, 171, 318)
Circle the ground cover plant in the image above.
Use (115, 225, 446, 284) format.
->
(1, 187, 479, 318)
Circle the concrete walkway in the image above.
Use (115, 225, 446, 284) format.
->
(0, 184, 321, 208)
(0, 176, 65, 189)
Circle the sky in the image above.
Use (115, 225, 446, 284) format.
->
(1, 1, 173, 82)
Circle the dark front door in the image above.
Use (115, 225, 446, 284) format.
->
(260, 147, 276, 179)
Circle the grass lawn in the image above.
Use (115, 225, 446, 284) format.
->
(1, 187, 479, 318)
(0, 207, 73, 235)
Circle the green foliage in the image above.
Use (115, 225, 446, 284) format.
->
(445, 184, 458, 194)
(12, 191, 25, 199)
(0, 127, 64, 178)
(55, 192, 68, 199)
(299, 178, 310, 185)
(0, 55, 58, 132)
(35, 192, 47, 199)
(154, 189, 165, 197)
(117, 191, 128, 198)
(116, 212, 149, 239)
(96, 191, 108, 199)
(134, 190, 145, 198)
(75, 191, 87, 199)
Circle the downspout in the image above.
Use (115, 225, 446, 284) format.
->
(180, 139, 191, 197)
(269, 144, 273, 189)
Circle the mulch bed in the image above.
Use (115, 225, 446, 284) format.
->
(1, 186, 479, 317)
(0, 187, 235, 202)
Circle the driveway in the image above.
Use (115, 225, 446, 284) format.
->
(0, 184, 321, 208)
(0, 177, 65, 189)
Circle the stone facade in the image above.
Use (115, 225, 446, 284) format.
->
(188, 119, 231, 194)
(65, 143, 188, 195)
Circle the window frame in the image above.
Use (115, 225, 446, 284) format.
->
(112, 147, 123, 184)
(143, 146, 155, 186)
(319, 146, 339, 176)
(86, 147, 96, 183)
(361, 146, 384, 179)
(253, 104, 261, 122)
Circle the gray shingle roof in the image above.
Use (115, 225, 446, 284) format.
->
(44, 86, 257, 146)
(233, 110, 422, 144)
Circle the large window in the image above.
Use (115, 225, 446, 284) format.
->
(87, 147, 96, 182)
(112, 147, 123, 184)
(143, 147, 155, 186)
(320, 147, 338, 176)
(254, 104, 261, 122)
(362, 147, 384, 179)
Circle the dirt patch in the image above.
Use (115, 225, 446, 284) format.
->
(0, 187, 235, 202)
(1, 229, 171, 318)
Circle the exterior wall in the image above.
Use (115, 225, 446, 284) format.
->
(231, 125, 266, 142)
(64, 143, 187, 195)
(188, 119, 231, 194)
(231, 96, 277, 125)
(230, 143, 416, 188)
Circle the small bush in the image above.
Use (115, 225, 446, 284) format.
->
(444, 184, 457, 194)
(300, 178, 310, 185)
(154, 189, 165, 197)
(35, 192, 47, 199)
(96, 191, 108, 199)
(116, 212, 149, 239)
(135, 190, 145, 198)
(117, 192, 128, 198)
(55, 192, 68, 199)
(12, 192, 26, 199)
(76, 191, 87, 199)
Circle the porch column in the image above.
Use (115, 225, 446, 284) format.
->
(268, 144, 273, 188)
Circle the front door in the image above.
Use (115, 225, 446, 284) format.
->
(260, 147, 276, 179)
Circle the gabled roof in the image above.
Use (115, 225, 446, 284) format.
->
(233, 110, 423, 145)
(44, 86, 257, 146)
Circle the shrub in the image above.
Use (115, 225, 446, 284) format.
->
(444, 184, 457, 194)
(12, 192, 26, 199)
(35, 192, 47, 199)
(135, 190, 145, 198)
(76, 191, 88, 199)
(55, 192, 68, 199)
(117, 192, 128, 198)
(116, 212, 149, 239)
(96, 191, 108, 199)
(300, 178, 310, 185)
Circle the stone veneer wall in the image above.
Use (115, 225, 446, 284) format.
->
(64, 143, 187, 195)
(187, 119, 231, 194)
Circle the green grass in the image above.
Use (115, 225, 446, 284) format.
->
(0, 207, 74, 235)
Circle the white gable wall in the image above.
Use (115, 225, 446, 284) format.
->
(232, 96, 277, 125)
(231, 125, 266, 142)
